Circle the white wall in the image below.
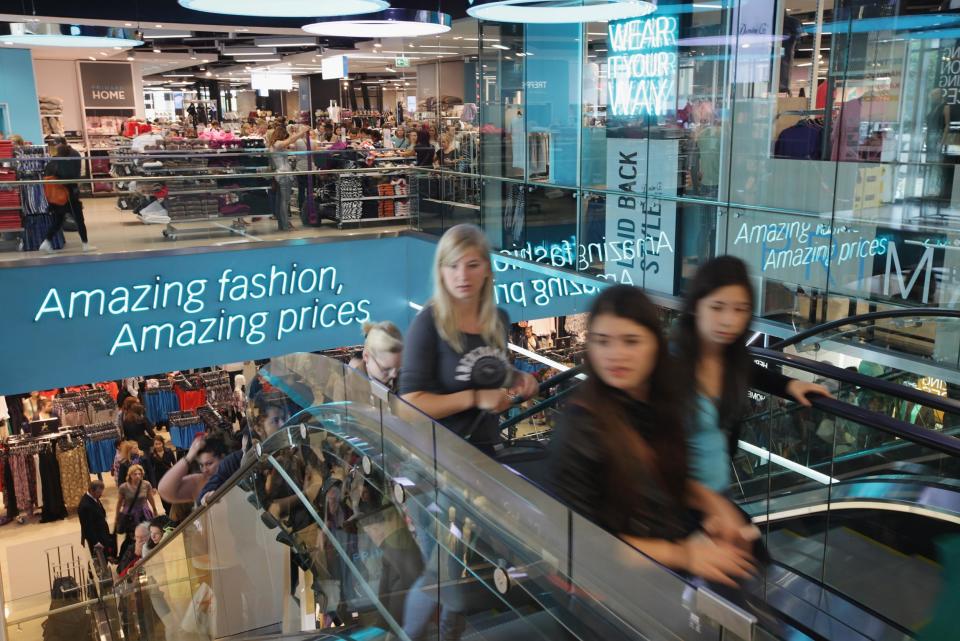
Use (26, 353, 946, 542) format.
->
(236, 91, 257, 117)
(32, 59, 82, 131)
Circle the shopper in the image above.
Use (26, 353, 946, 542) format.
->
(548, 285, 756, 587)
(392, 127, 407, 149)
(146, 436, 176, 514)
(114, 463, 158, 555)
(268, 124, 309, 231)
(286, 123, 310, 221)
(117, 522, 150, 578)
(413, 129, 436, 167)
(78, 480, 113, 559)
(439, 133, 460, 167)
(400, 224, 538, 452)
(672, 256, 831, 495)
(116, 440, 145, 485)
(121, 402, 155, 454)
(40, 141, 93, 253)
(158, 433, 228, 506)
(351, 321, 404, 390)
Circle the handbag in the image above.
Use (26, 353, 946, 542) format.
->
(117, 479, 144, 535)
(43, 176, 69, 206)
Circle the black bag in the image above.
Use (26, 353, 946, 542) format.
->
(116, 479, 143, 535)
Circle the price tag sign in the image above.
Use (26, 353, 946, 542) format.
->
(395, 56, 410, 68)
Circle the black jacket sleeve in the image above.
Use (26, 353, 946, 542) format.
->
(546, 405, 607, 528)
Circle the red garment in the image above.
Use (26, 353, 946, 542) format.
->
(97, 381, 119, 400)
(174, 386, 207, 412)
(119, 555, 141, 578)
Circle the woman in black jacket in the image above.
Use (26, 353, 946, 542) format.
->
(40, 141, 92, 253)
(548, 285, 755, 586)
(145, 436, 176, 515)
(121, 403, 155, 454)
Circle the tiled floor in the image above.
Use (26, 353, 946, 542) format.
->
(0, 197, 411, 265)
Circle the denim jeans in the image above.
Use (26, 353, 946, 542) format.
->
(273, 176, 294, 230)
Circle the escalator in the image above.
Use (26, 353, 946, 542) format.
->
(101, 353, 812, 641)
(88, 309, 959, 641)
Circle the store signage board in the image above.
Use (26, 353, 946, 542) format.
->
(78, 62, 136, 109)
(322, 55, 349, 80)
(3, 235, 606, 394)
(395, 56, 410, 68)
(606, 16, 678, 117)
(602, 138, 678, 296)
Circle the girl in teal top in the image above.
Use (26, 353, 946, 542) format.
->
(672, 257, 831, 537)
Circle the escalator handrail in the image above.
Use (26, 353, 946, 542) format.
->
(805, 394, 960, 456)
(536, 364, 586, 394)
(768, 307, 960, 350)
(750, 346, 960, 416)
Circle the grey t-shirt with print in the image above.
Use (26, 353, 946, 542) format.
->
(399, 305, 510, 447)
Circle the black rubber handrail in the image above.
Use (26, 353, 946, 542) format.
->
(750, 346, 960, 417)
(769, 308, 960, 351)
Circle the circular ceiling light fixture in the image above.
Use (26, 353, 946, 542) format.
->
(178, 0, 388, 17)
(303, 9, 451, 38)
(0, 23, 143, 48)
(466, 0, 656, 24)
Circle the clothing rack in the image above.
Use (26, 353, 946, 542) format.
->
(168, 410, 204, 450)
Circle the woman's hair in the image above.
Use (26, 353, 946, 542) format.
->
(153, 435, 165, 446)
(268, 127, 285, 146)
(430, 224, 503, 353)
(119, 440, 139, 461)
(198, 432, 229, 459)
(126, 463, 145, 479)
(577, 285, 687, 503)
(362, 321, 403, 356)
(416, 129, 430, 147)
(671, 255, 755, 433)
(121, 396, 138, 412)
(55, 143, 70, 157)
(125, 403, 145, 419)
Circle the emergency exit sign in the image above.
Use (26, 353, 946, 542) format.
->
(395, 56, 410, 68)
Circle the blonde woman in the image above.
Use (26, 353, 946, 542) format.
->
(350, 321, 404, 390)
(115, 463, 158, 538)
(400, 224, 538, 452)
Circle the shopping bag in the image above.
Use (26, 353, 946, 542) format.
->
(180, 582, 216, 635)
(43, 177, 69, 206)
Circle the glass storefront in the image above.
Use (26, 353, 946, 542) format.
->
(413, 0, 960, 343)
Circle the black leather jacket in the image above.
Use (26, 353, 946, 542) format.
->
(547, 399, 691, 541)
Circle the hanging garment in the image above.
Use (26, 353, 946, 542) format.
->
(10, 454, 35, 514)
(3, 457, 18, 519)
(57, 446, 89, 509)
(33, 454, 42, 509)
(173, 386, 207, 413)
(336, 176, 362, 221)
(85, 439, 117, 475)
(143, 390, 180, 424)
(169, 421, 205, 450)
(39, 449, 67, 522)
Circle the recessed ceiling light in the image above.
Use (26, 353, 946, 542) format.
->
(178, 0, 387, 16)
(303, 9, 452, 38)
(153, 48, 161, 53)
(99, 51, 108, 56)
(2, 41, 12, 46)
(112, 46, 122, 50)
(126, 55, 134, 61)
(467, 0, 655, 23)
(155, 24, 163, 28)
(88, 56, 96, 61)
(124, 22, 133, 27)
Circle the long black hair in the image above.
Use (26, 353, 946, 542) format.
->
(672, 256, 755, 435)
(578, 285, 687, 503)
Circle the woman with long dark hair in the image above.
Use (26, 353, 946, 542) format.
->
(672, 256, 830, 535)
(549, 285, 755, 585)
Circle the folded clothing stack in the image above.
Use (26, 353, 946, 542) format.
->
(39, 96, 64, 114)
(0, 141, 14, 159)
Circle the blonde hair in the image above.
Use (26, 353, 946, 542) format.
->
(126, 463, 145, 479)
(431, 224, 504, 353)
(362, 321, 403, 357)
(119, 440, 139, 461)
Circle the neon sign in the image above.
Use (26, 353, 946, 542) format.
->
(607, 16, 678, 117)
